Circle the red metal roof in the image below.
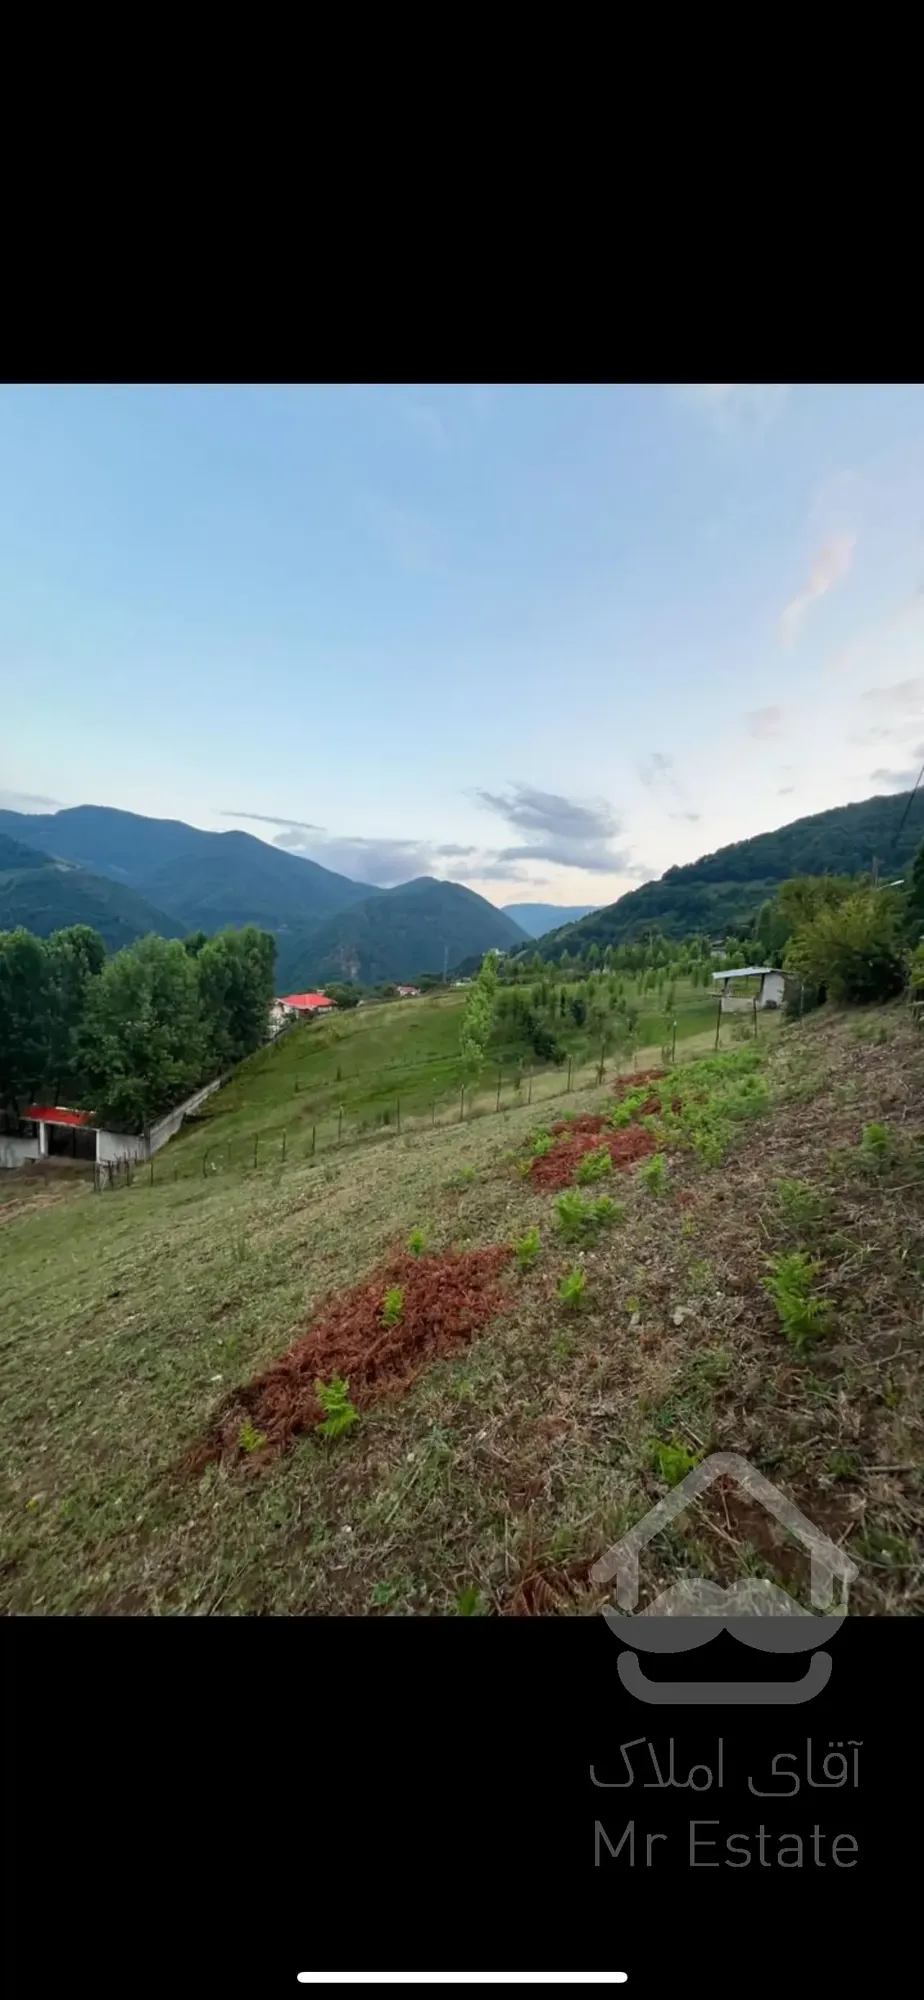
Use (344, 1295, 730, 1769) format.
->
(279, 992, 333, 1010)
(25, 1105, 93, 1127)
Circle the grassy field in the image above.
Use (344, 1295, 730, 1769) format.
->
(161, 977, 723, 1176)
(3, 995, 923, 1617)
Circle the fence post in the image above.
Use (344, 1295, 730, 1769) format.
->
(397, 1098, 401, 1133)
(311, 1124, 316, 1157)
(203, 1147, 209, 1178)
(527, 1069, 532, 1106)
(567, 1057, 573, 1092)
(671, 1018, 677, 1064)
(496, 1068, 502, 1112)
(338, 1108, 343, 1144)
(432, 1097, 436, 1127)
(460, 1086, 465, 1122)
(281, 1131, 287, 1163)
(253, 1135, 259, 1169)
(714, 999, 722, 1050)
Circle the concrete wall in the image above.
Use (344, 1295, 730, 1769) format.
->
(0, 1134, 40, 1169)
(96, 1127, 148, 1165)
(146, 1076, 223, 1153)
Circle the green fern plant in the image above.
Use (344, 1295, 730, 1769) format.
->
(576, 1146, 613, 1185)
(558, 1266, 587, 1310)
(238, 1421, 268, 1454)
(314, 1376, 360, 1439)
(640, 1151, 667, 1194)
(407, 1227, 428, 1255)
(861, 1121, 891, 1171)
(762, 1252, 831, 1353)
(381, 1286, 405, 1327)
(650, 1439, 700, 1487)
(514, 1226, 541, 1271)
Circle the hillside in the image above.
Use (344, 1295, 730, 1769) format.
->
(0, 856, 183, 949)
(503, 902, 600, 937)
(3, 997, 922, 1617)
(532, 788, 924, 955)
(277, 877, 529, 988)
(0, 831, 52, 872)
(0, 805, 376, 937)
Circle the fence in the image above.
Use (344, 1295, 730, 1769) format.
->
(92, 1024, 730, 1195)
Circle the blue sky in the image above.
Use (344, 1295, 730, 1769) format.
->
(2, 382, 923, 906)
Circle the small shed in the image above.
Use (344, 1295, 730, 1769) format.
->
(712, 966, 784, 1013)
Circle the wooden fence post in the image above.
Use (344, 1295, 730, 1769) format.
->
(281, 1131, 287, 1162)
(714, 999, 722, 1050)
(567, 1057, 573, 1092)
(338, 1108, 343, 1144)
(527, 1069, 532, 1105)
(460, 1086, 465, 1122)
(671, 1018, 677, 1063)
(496, 1068, 502, 1112)
(397, 1098, 401, 1133)
(311, 1124, 316, 1156)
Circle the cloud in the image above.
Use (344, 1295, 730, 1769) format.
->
(474, 782, 631, 874)
(276, 830, 478, 886)
(744, 705, 784, 739)
(781, 533, 855, 647)
(403, 401, 448, 451)
(672, 384, 789, 433)
(222, 810, 322, 833)
(474, 861, 533, 883)
(0, 788, 63, 812)
(859, 679, 924, 717)
(870, 764, 924, 793)
(638, 751, 700, 819)
(778, 786, 796, 796)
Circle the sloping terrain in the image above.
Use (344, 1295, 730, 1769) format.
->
(277, 877, 528, 988)
(2, 1000, 922, 1616)
(0, 856, 183, 949)
(533, 787, 924, 952)
(0, 804, 376, 938)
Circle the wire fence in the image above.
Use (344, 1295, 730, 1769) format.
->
(93, 1041, 651, 1194)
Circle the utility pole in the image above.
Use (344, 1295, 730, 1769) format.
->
(443, 942, 448, 983)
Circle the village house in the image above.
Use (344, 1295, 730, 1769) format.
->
(395, 985, 421, 999)
(712, 965, 785, 1012)
(276, 991, 336, 1018)
(0, 1080, 223, 1173)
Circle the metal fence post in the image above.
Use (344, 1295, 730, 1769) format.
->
(253, 1135, 259, 1169)
(567, 1057, 573, 1092)
(714, 999, 722, 1050)
(311, 1124, 316, 1156)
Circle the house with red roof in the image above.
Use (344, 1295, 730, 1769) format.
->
(275, 991, 336, 1020)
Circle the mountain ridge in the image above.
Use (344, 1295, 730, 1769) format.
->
(277, 878, 529, 988)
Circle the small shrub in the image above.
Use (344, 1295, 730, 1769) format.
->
(590, 1195, 624, 1229)
(554, 1191, 622, 1241)
(529, 1129, 553, 1158)
(775, 1178, 826, 1227)
(558, 1266, 587, 1310)
(238, 1422, 268, 1453)
(381, 1286, 404, 1327)
(762, 1252, 831, 1352)
(649, 1439, 700, 1486)
(407, 1227, 428, 1255)
(576, 1146, 613, 1185)
(457, 1587, 487, 1616)
(315, 1376, 360, 1439)
(514, 1226, 541, 1271)
(640, 1152, 668, 1194)
(861, 1121, 892, 1172)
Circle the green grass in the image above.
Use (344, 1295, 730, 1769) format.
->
(6, 994, 920, 1618)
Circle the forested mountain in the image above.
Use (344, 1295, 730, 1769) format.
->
(503, 902, 600, 937)
(278, 878, 528, 988)
(0, 805, 376, 936)
(532, 790, 924, 956)
(0, 850, 184, 951)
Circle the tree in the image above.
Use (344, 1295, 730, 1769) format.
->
(45, 925, 106, 1101)
(79, 935, 209, 1131)
(196, 927, 275, 1071)
(459, 950, 498, 1073)
(904, 836, 924, 943)
(0, 929, 55, 1118)
(785, 888, 906, 1004)
(183, 931, 210, 957)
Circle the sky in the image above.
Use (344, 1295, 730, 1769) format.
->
(2, 382, 923, 908)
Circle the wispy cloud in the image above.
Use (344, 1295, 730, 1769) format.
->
(222, 810, 322, 833)
(778, 786, 796, 796)
(744, 705, 784, 739)
(474, 781, 631, 875)
(0, 788, 63, 812)
(403, 401, 448, 451)
(224, 811, 477, 887)
(672, 384, 789, 434)
(781, 533, 855, 647)
(870, 762, 924, 793)
(859, 679, 924, 716)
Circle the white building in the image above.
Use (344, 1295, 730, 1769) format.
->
(712, 966, 785, 1012)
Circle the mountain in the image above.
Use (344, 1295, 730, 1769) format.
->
(531, 789, 924, 956)
(503, 902, 600, 938)
(0, 805, 376, 937)
(278, 878, 529, 988)
(0, 851, 184, 950)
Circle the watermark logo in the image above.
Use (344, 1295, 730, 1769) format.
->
(591, 1452, 857, 1706)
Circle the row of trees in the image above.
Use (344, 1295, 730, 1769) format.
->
(0, 924, 276, 1132)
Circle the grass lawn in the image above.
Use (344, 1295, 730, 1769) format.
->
(4, 1000, 921, 1617)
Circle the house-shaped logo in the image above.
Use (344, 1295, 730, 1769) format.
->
(591, 1452, 858, 1706)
